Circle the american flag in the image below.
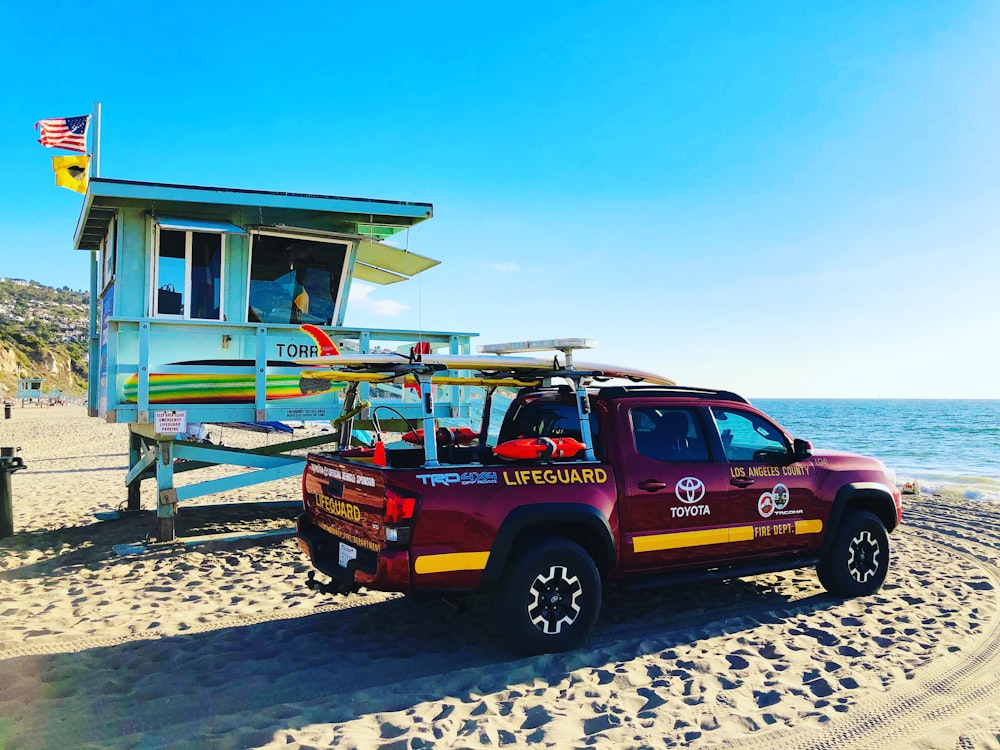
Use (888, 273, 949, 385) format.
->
(35, 115, 90, 153)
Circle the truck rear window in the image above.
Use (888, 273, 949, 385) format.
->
(498, 401, 602, 455)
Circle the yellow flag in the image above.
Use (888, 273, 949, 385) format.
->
(293, 286, 310, 315)
(52, 154, 90, 194)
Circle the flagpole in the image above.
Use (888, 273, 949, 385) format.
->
(92, 101, 101, 178)
(88, 101, 101, 419)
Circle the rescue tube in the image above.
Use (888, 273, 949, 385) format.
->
(494, 437, 586, 461)
(402, 426, 479, 446)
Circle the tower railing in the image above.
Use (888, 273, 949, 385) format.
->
(99, 317, 475, 429)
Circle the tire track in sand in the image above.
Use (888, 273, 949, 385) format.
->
(721, 516, 1000, 749)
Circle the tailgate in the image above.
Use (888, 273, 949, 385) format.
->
(302, 453, 388, 557)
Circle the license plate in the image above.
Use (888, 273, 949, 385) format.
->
(338, 542, 357, 568)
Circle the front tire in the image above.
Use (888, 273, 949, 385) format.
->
(817, 511, 890, 596)
(496, 536, 601, 654)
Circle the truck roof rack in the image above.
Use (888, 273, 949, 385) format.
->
(478, 338, 597, 355)
(594, 385, 749, 404)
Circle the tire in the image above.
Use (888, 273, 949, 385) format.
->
(495, 536, 601, 655)
(817, 511, 890, 597)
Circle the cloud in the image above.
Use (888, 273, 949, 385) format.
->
(486, 262, 519, 272)
(348, 282, 409, 316)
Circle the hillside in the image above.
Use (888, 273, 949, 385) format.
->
(0, 279, 89, 399)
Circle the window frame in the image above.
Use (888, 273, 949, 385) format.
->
(100, 216, 117, 293)
(152, 225, 226, 320)
(246, 229, 354, 326)
(710, 406, 791, 462)
(628, 405, 711, 464)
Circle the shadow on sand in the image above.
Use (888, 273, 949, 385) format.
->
(1, 570, 839, 748)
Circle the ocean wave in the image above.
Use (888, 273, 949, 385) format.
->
(897, 473, 1000, 504)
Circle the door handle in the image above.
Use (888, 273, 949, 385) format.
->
(637, 480, 668, 492)
(730, 477, 754, 488)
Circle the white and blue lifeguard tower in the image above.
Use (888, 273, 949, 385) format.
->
(17, 377, 45, 406)
(73, 178, 475, 544)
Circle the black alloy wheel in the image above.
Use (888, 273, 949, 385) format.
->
(497, 536, 601, 654)
(817, 510, 890, 597)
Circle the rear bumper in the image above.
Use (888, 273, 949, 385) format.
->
(296, 514, 412, 593)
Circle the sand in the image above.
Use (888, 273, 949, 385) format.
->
(0, 405, 998, 749)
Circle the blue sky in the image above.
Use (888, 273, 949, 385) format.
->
(2, 1, 997, 398)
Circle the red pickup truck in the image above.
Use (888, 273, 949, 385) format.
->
(297, 384, 902, 654)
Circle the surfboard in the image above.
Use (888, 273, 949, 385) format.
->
(295, 353, 675, 386)
(299, 370, 542, 388)
(122, 360, 345, 404)
(297, 324, 674, 385)
(120, 360, 533, 405)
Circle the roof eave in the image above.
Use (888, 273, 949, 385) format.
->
(73, 178, 435, 251)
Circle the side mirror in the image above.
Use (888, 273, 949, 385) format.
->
(793, 438, 813, 460)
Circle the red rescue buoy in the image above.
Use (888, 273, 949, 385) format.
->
(493, 437, 586, 461)
(402, 426, 479, 446)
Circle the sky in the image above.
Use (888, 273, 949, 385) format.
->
(1, 1, 998, 399)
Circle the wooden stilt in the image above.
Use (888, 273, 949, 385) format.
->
(155, 439, 176, 542)
(126, 431, 143, 511)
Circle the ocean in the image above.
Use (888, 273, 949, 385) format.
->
(473, 396, 1000, 504)
(754, 399, 1000, 504)
(445, 395, 999, 504)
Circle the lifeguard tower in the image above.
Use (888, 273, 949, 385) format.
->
(73, 178, 475, 545)
(17, 377, 44, 406)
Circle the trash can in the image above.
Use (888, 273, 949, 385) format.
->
(0, 448, 26, 538)
(3, 403, 10, 419)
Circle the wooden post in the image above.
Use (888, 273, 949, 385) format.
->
(0, 462, 13, 538)
(126, 431, 143, 511)
(0, 450, 25, 539)
(155, 439, 176, 541)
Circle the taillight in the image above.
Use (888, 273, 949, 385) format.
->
(301, 466, 309, 504)
(384, 487, 418, 524)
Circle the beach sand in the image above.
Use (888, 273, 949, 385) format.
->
(1, 406, 998, 749)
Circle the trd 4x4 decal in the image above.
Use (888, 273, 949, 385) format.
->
(416, 471, 499, 487)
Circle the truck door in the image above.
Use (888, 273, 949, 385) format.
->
(620, 404, 741, 572)
(709, 406, 824, 556)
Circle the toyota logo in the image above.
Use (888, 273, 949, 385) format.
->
(675, 476, 705, 504)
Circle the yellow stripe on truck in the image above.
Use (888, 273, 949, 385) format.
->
(633, 519, 824, 553)
(795, 519, 824, 535)
(729, 525, 755, 543)
(414, 551, 491, 575)
(634, 527, 746, 552)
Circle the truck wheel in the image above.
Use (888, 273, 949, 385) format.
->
(816, 511, 890, 597)
(496, 536, 601, 654)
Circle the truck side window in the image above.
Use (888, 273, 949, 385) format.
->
(630, 407, 708, 463)
(711, 407, 790, 462)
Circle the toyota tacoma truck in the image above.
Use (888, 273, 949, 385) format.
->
(297, 379, 901, 654)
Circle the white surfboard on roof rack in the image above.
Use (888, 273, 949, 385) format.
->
(295, 335, 675, 386)
(297, 332, 673, 467)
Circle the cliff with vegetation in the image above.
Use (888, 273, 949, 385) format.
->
(0, 279, 89, 399)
